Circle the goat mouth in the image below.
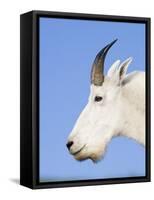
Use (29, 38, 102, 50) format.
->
(72, 145, 86, 156)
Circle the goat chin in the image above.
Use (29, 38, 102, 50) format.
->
(73, 146, 106, 162)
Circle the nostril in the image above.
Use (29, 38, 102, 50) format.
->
(66, 141, 74, 150)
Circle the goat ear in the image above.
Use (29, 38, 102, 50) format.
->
(118, 57, 133, 82)
(107, 60, 120, 77)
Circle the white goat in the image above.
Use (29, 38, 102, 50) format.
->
(66, 39, 145, 162)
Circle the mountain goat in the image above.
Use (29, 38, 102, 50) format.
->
(66, 39, 145, 162)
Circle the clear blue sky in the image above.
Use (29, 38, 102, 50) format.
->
(39, 17, 145, 182)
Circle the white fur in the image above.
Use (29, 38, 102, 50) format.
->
(67, 58, 145, 162)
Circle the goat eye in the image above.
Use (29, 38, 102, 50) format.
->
(94, 96, 103, 102)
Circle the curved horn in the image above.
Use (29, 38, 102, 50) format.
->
(91, 39, 118, 86)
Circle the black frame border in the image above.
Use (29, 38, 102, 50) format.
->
(20, 10, 151, 189)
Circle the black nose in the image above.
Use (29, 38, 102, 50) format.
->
(66, 141, 74, 150)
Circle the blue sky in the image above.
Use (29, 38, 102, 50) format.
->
(39, 17, 145, 182)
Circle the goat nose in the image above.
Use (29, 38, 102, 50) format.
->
(66, 141, 74, 150)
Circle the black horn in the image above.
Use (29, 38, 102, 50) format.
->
(91, 39, 118, 86)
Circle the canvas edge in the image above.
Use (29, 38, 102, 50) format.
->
(20, 11, 33, 188)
